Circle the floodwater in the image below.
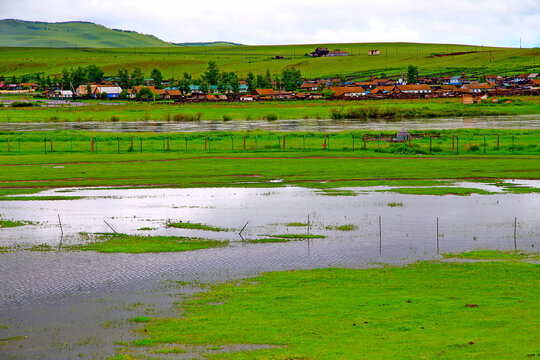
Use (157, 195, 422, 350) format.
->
(0, 114, 539, 132)
(1, 184, 539, 358)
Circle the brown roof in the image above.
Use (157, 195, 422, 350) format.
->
(396, 84, 431, 91)
(254, 88, 275, 96)
(166, 89, 181, 96)
(462, 83, 492, 89)
(132, 86, 156, 93)
(329, 86, 366, 97)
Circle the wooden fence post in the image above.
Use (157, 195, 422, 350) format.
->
(50, 137, 53, 152)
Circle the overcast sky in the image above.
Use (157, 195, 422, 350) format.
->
(1, 0, 539, 47)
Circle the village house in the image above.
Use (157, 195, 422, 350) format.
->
(461, 83, 493, 93)
(329, 86, 366, 98)
(310, 47, 349, 57)
(396, 84, 432, 94)
(129, 86, 156, 99)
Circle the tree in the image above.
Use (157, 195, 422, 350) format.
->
(150, 68, 163, 89)
(246, 72, 256, 92)
(117, 68, 131, 90)
(46, 76, 51, 86)
(204, 61, 220, 85)
(71, 66, 87, 88)
(228, 73, 240, 95)
(380, 73, 387, 79)
(86, 84, 92, 98)
(281, 68, 302, 91)
(177, 78, 191, 95)
(86, 65, 104, 83)
(183, 72, 192, 80)
(11, 76, 18, 84)
(20, 75, 29, 83)
(61, 68, 70, 88)
(135, 86, 155, 101)
(118, 89, 129, 99)
(131, 67, 144, 86)
(265, 68, 272, 87)
(407, 65, 419, 84)
(199, 78, 209, 94)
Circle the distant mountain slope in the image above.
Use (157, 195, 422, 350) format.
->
(0, 19, 172, 48)
(174, 41, 243, 47)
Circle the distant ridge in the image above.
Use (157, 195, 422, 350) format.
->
(173, 41, 244, 47)
(0, 19, 172, 48)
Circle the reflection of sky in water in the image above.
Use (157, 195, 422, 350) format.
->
(0, 185, 539, 310)
(0, 114, 539, 132)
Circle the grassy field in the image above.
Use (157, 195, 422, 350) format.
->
(115, 251, 539, 359)
(1, 97, 539, 122)
(1, 42, 538, 79)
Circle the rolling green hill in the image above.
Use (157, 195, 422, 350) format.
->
(0, 19, 171, 48)
(174, 41, 243, 47)
(0, 41, 538, 80)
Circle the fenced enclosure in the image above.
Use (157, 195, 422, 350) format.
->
(0, 132, 539, 156)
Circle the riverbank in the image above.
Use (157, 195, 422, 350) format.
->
(1, 97, 539, 122)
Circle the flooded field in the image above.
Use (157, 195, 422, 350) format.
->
(1, 183, 539, 358)
(0, 114, 539, 132)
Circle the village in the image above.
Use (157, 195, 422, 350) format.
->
(1, 52, 539, 104)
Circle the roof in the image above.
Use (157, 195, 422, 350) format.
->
(166, 89, 181, 95)
(329, 86, 366, 96)
(462, 83, 492, 89)
(254, 88, 275, 96)
(396, 84, 431, 91)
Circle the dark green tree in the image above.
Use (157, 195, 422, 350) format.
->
(86, 65, 104, 83)
(246, 72, 256, 92)
(204, 61, 220, 85)
(117, 68, 131, 89)
(46, 76, 51, 87)
(86, 84, 92, 98)
(135, 86, 155, 101)
(407, 65, 419, 84)
(228, 73, 240, 95)
(177, 78, 191, 95)
(281, 68, 302, 91)
(20, 75, 29, 83)
(131, 67, 145, 86)
(71, 66, 87, 88)
(150, 68, 163, 89)
(183, 72, 192, 80)
(61, 68, 70, 88)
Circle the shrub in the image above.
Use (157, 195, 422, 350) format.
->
(110, 115, 120, 122)
(266, 113, 278, 121)
(464, 143, 480, 151)
(223, 115, 232, 121)
(11, 101, 35, 108)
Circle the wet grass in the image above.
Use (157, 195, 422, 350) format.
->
(243, 238, 292, 244)
(325, 224, 358, 231)
(387, 202, 403, 207)
(285, 222, 308, 227)
(131, 317, 152, 323)
(129, 251, 540, 359)
(69, 233, 227, 253)
(380, 187, 494, 196)
(0, 195, 85, 201)
(167, 222, 229, 232)
(442, 250, 540, 261)
(273, 234, 326, 239)
(0, 219, 26, 228)
(318, 189, 357, 196)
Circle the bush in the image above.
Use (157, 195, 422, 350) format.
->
(118, 90, 129, 100)
(11, 101, 35, 108)
(172, 113, 202, 122)
(464, 143, 480, 151)
(110, 115, 120, 122)
(222, 115, 232, 121)
(266, 113, 278, 121)
(431, 146, 443, 153)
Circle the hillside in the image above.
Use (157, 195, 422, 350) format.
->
(174, 41, 243, 47)
(0, 19, 171, 48)
(0, 42, 538, 79)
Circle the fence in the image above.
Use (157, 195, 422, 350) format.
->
(0, 133, 538, 155)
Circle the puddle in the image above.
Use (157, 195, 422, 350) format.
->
(0, 114, 539, 132)
(0, 184, 539, 358)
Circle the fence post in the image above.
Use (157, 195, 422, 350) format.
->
(429, 136, 432, 155)
(117, 137, 120, 154)
(130, 136, 134, 152)
(167, 137, 170, 152)
(452, 135, 455, 151)
(91, 138, 94, 153)
(185, 137, 188, 153)
(456, 136, 459, 155)
(50, 137, 53, 152)
(44, 137, 47, 154)
(283, 135, 286, 150)
(244, 136, 246, 151)
(231, 136, 234, 152)
(352, 135, 355, 151)
(278, 136, 281, 151)
(483, 136, 486, 154)
(497, 134, 500, 150)
(205, 137, 208, 151)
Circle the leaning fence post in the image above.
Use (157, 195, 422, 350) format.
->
(514, 217, 517, 250)
(436, 217, 439, 254)
(379, 215, 382, 254)
(496, 134, 500, 150)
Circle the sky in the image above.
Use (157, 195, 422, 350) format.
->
(1, 0, 539, 47)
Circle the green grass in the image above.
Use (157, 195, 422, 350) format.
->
(324, 224, 358, 231)
(387, 202, 403, 207)
(1, 97, 538, 123)
(442, 250, 540, 261)
(272, 234, 325, 239)
(127, 253, 540, 359)
(0, 219, 26, 228)
(1, 42, 538, 79)
(285, 222, 308, 227)
(69, 233, 227, 253)
(318, 189, 358, 196)
(243, 238, 291, 244)
(381, 187, 494, 196)
(131, 316, 152, 323)
(167, 222, 228, 232)
(0, 196, 84, 201)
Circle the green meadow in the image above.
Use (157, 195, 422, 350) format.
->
(0, 129, 538, 194)
(1, 42, 538, 79)
(116, 251, 540, 359)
